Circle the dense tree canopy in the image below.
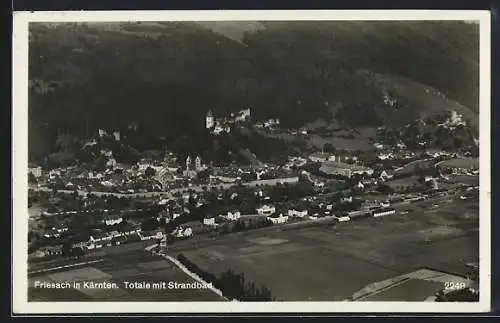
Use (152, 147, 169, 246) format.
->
(29, 21, 479, 162)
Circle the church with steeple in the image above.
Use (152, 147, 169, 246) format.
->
(183, 155, 205, 178)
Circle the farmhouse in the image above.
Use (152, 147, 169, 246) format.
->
(319, 161, 374, 178)
(372, 208, 396, 218)
(182, 192, 191, 203)
(29, 165, 42, 178)
(235, 108, 251, 122)
(173, 226, 193, 238)
(267, 213, 289, 224)
(378, 152, 394, 161)
(71, 240, 88, 249)
(203, 217, 216, 226)
(425, 149, 449, 158)
(138, 230, 163, 241)
(51, 224, 69, 234)
(108, 230, 123, 238)
(261, 118, 280, 129)
(379, 200, 391, 208)
(90, 232, 112, 243)
(103, 215, 123, 226)
(106, 158, 117, 168)
(288, 208, 308, 218)
(43, 227, 66, 239)
(309, 213, 319, 220)
(256, 205, 276, 216)
(314, 181, 325, 188)
(100, 149, 113, 157)
(35, 245, 63, 258)
(309, 152, 336, 163)
(379, 170, 394, 181)
(137, 160, 152, 171)
(288, 156, 308, 167)
(221, 211, 241, 221)
(118, 224, 139, 236)
(87, 241, 103, 249)
(341, 196, 353, 203)
(48, 169, 61, 179)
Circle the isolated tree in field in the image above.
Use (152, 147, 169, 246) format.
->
(145, 166, 156, 177)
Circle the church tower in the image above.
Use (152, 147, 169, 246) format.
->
(206, 110, 215, 129)
(195, 156, 202, 171)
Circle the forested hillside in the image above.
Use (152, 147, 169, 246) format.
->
(28, 21, 479, 162)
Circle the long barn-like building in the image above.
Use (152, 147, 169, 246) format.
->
(319, 160, 374, 178)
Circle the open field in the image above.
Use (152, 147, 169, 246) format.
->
(351, 267, 474, 301)
(373, 73, 478, 129)
(253, 127, 375, 151)
(308, 134, 374, 151)
(438, 157, 479, 169)
(394, 158, 434, 175)
(447, 175, 479, 186)
(385, 176, 421, 190)
(28, 243, 224, 301)
(177, 199, 479, 301)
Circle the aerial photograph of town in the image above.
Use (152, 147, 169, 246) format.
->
(26, 19, 481, 303)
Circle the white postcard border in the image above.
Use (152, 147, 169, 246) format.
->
(12, 9, 491, 314)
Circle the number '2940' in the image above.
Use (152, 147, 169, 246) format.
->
(444, 282, 467, 290)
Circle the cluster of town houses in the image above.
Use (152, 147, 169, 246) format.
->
(205, 108, 251, 135)
(30, 108, 479, 259)
(206, 108, 285, 134)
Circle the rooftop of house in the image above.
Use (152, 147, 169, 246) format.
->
(268, 213, 287, 218)
(91, 231, 110, 239)
(309, 152, 333, 159)
(104, 214, 122, 221)
(38, 244, 63, 251)
(289, 207, 308, 211)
